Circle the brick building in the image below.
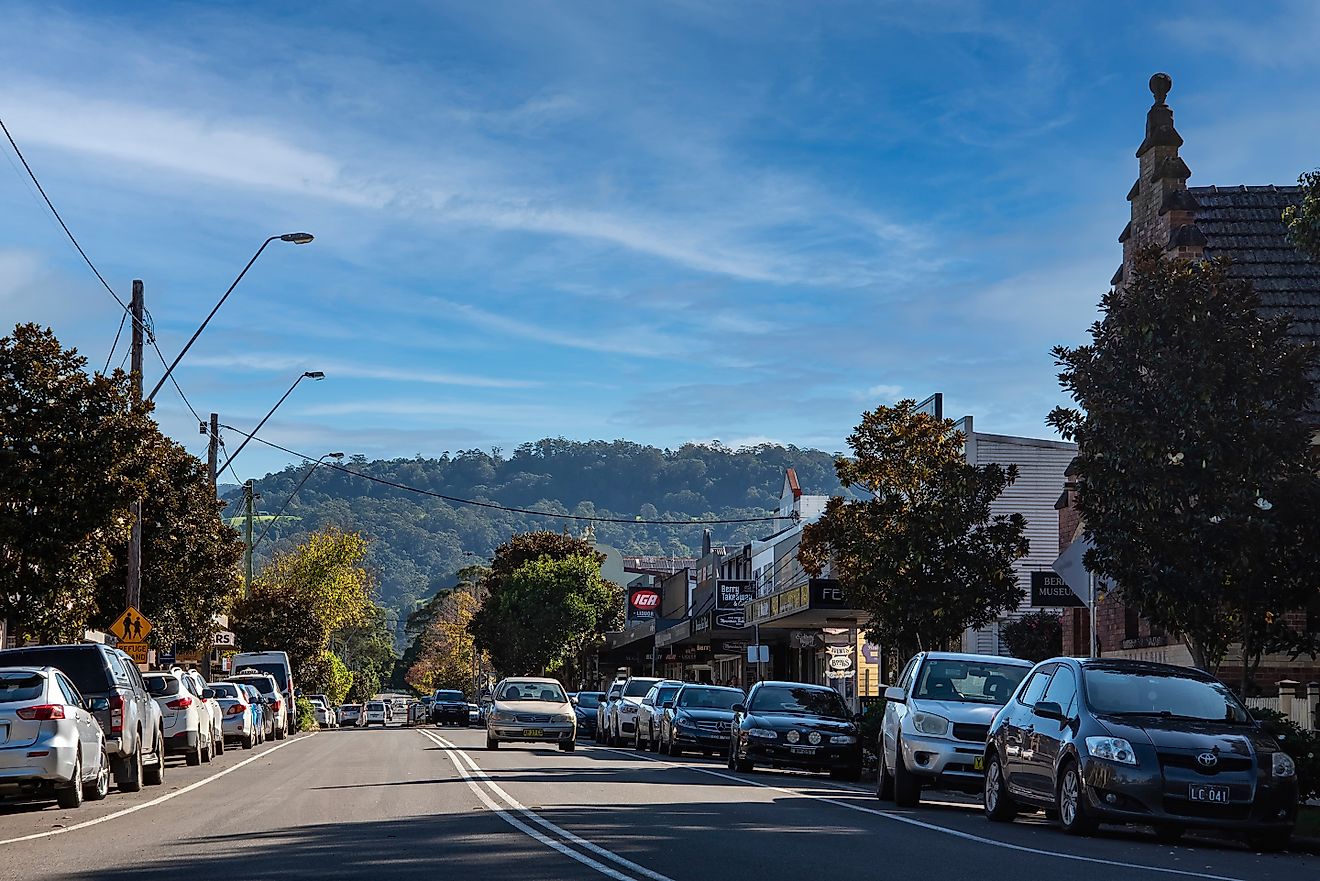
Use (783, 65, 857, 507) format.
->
(1058, 74, 1320, 686)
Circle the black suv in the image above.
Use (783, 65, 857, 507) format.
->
(431, 690, 468, 726)
(0, 643, 166, 791)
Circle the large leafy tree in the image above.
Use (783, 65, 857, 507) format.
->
(999, 611, 1063, 663)
(799, 400, 1029, 660)
(339, 607, 399, 702)
(470, 531, 621, 676)
(1283, 170, 1320, 261)
(1049, 246, 1320, 681)
(0, 324, 154, 642)
(405, 588, 485, 696)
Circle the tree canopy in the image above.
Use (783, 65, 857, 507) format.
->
(1283, 169, 1320, 261)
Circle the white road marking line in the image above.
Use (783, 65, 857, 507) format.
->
(418, 730, 646, 881)
(0, 732, 314, 847)
(597, 746, 1246, 881)
(431, 734, 676, 881)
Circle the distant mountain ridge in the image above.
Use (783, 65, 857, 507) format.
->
(221, 439, 842, 639)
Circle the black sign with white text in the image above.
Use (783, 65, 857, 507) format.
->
(809, 579, 847, 608)
(1030, 571, 1085, 608)
(716, 580, 755, 612)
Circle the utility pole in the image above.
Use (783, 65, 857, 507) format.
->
(126, 280, 145, 611)
(207, 413, 219, 489)
(244, 481, 256, 595)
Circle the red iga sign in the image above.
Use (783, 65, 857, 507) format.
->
(631, 590, 660, 611)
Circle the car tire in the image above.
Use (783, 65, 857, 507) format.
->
(56, 757, 84, 809)
(143, 730, 166, 786)
(983, 752, 1017, 822)
(242, 732, 255, 749)
(633, 728, 643, 751)
(1246, 829, 1292, 852)
(85, 748, 110, 801)
(114, 742, 144, 793)
(1153, 824, 1185, 844)
(215, 732, 225, 756)
(669, 739, 683, 758)
(275, 723, 286, 741)
(559, 740, 576, 752)
(876, 744, 895, 801)
(1057, 760, 1097, 836)
(187, 732, 203, 766)
(892, 737, 921, 808)
(486, 735, 500, 751)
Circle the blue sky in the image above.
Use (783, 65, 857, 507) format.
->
(2, 1, 1318, 481)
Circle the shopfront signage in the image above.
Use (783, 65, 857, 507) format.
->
(828, 654, 853, 672)
(693, 614, 712, 633)
(1030, 571, 1086, 608)
(628, 586, 660, 622)
(809, 579, 846, 608)
(714, 610, 745, 629)
(716, 580, 755, 612)
(712, 640, 748, 655)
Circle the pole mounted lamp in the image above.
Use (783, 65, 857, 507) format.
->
(218, 370, 325, 473)
(252, 452, 345, 552)
(146, 232, 314, 402)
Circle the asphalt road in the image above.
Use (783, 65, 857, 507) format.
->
(0, 723, 1314, 880)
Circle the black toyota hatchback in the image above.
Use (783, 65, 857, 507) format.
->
(729, 681, 862, 781)
(983, 658, 1298, 850)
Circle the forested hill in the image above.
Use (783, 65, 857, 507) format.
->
(221, 440, 842, 634)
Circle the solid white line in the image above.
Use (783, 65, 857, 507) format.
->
(418, 730, 641, 881)
(0, 732, 314, 847)
(432, 734, 676, 881)
(597, 746, 1247, 881)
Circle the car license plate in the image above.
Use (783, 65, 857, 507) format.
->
(790, 746, 816, 755)
(1188, 784, 1230, 804)
(973, 755, 985, 772)
(523, 728, 544, 738)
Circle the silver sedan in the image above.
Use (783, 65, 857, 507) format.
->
(0, 666, 111, 808)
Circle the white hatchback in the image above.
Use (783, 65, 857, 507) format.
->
(364, 701, 388, 726)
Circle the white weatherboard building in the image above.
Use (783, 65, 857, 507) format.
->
(955, 416, 1077, 656)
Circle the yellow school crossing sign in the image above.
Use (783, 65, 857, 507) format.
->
(109, 606, 153, 642)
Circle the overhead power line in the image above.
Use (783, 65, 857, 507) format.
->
(219, 424, 789, 527)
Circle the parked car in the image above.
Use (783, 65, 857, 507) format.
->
(238, 683, 272, 742)
(208, 681, 259, 749)
(231, 652, 295, 736)
(309, 698, 335, 728)
(229, 672, 289, 740)
(595, 682, 624, 743)
(659, 684, 744, 757)
(605, 676, 662, 746)
(571, 691, 604, 739)
(468, 703, 480, 726)
(364, 701, 388, 726)
(877, 652, 1033, 806)
(984, 657, 1298, 851)
(431, 689, 468, 726)
(729, 680, 862, 781)
(181, 669, 225, 758)
(0, 643, 165, 792)
(634, 680, 684, 751)
(338, 704, 363, 727)
(143, 669, 220, 766)
(486, 677, 576, 751)
(0, 666, 112, 808)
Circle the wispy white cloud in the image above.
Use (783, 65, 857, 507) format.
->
(187, 352, 541, 389)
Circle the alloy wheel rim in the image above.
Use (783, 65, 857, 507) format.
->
(1061, 771, 1078, 824)
(986, 762, 999, 810)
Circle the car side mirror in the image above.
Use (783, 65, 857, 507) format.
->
(662, 700, 674, 710)
(202, 688, 216, 700)
(1035, 701, 1065, 722)
(86, 697, 110, 712)
(731, 703, 745, 714)
(884, 686, 906, 702)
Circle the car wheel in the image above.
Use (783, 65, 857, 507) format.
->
(187, 732, 203, 766)
(892, 737, 921, 808)
(85, 748, 110, 801)
(876, 743, 895, 801)
(1246, 829, 1292, 852)
(242, 732, 255, 749)
(143, 730, 166, 786)
(56, 757, 84, 809)
(983, 752, 1017, 822)
(633, 728, 643, 751)
(559, 740, 576, 752)
(114, 741, 144, 793)
(669, 739, 683, 758)
(1153, 824, 1185, 844)
(215, 732, 225, 756)
(1057, 761, 1097, 835)
(486, 734, 500, 751)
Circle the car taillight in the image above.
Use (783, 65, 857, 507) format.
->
(271, 700, 281, 711)
(110, 693, 125, 734)
(166, 697, 193, 710)
(16, 704, 65, 721)
(226, 704, 248, 716)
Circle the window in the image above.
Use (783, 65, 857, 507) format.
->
(1039, 666, 1077, 715)
(144, 675, 181, 697)
(1083, 667, 1251, 723)
(749, 685, 850, 719)
(912, 659, 1031, 705)
(896, 657, 918, 692)
(623, 679, 659, 697)
(1018, 666, 1055, 706)
(677, 687, 742, 710)
(57, 674, 84, 707)
(0, 671, 46, 703)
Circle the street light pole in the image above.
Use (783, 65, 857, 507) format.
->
(252, 453, 345, 551)
(218, 371, 324, 473)
(146, 232, 313, 402)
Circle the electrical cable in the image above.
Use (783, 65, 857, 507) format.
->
(218, 424, 786, 527)
(104, 310, 128, 374)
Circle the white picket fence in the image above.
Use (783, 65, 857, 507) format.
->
(1245, 681, 1319, 731)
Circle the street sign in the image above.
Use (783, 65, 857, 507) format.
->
(746, 645, 769, 664)
(119, 642, 149, 664)
(1030, 570, 1086, 608)
(157, 649, 175, 666)
(212, 630, 236, 647)
(1051, 537, 1111, 605)
(108, 606, 152, 642)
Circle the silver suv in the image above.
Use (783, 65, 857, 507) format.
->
(877, 651, 1033, 807)
(0, 643, 166, 792)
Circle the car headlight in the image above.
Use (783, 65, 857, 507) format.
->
(1272, 751, 1297, 777)
(1085, 736, 1138, 766)
(830, 735, 857, 744)
(554, 713, 574, 724)
(911, 712, 950, 736)
(491, 711, 516, 723)
(747, 727, 779, 739)
(675, 715, 695, 730)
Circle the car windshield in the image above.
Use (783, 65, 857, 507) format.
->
(367, 702, 384, 711)
(500, 682, 567, 702)
(0, 648, 106, 695)
(749, 685, 850, 719)
(677, 687, 743, 710)
(913, 659, 1030, 705)
(143, 675, 181, 697)
(623, 679, 659, 697)
(435, 691, 464, 701)
(1084, 668, 1252, 723)
(208, 683, 240, 699)
(235, 663, 289, 689)
(575, 693, 602, 708)
(0, 671, 45, 703)
(232, 677, 278, 696)
(655, 686, 682, 705)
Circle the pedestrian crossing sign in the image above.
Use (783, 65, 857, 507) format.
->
(109, 606, 153, 642)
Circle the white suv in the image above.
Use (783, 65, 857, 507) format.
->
(606, 677, 662, 746)
(143, 669, 223, 766)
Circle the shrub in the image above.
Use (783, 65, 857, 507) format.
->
(1251, 707, 1320, 802)
(295, 697, 318, 732)
(1000, 611, 1063, 663)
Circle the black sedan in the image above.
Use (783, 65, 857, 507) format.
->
(659, 684, 744, 757)
(571, 691, 605, 738)
(729, 681, 862, 781)
(984, 657, 1298, 851)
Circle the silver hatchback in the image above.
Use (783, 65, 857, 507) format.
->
(0, 666, 111, 808)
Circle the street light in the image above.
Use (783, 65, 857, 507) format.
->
(146, 232, 315, 401)
(251, 452, 345, 553)
(219, 371, 325, 473)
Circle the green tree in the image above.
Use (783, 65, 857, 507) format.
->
(338, 607, 398, 702)
(799, 400, 1029, 660)
(1049, 246, 1320, 681)
(1283, 170, 1320, 261)
(0, 324, 154, 643)
(405, 588, 485, 696)
(301, 650, 353, 705)
(999, 611, 1063, 663)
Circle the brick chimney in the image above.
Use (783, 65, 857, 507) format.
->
(1115, 73, 1205, 285)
